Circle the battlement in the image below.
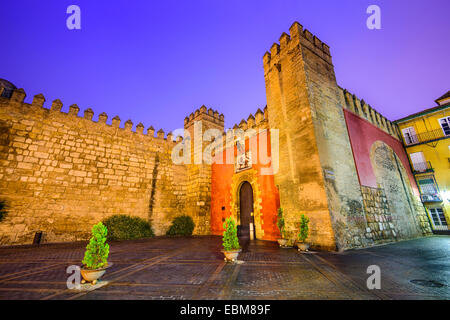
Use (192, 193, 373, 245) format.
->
(339, 87, 401, 140)
(230, 106, 269, 131)
(184, 105, 224, 130)
(263, 21, 332, 72)
(0, 88, 176, 143)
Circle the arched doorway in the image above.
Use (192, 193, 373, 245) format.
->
(239, 181, 255, 240)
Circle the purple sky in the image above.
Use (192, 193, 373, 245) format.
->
(1, 0, 449, 133)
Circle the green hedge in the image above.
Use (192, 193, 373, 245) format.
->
(102, 215, 154, 241)
(166, 215, 195, 236)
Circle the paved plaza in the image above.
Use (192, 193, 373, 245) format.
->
(0, 236, 448, 300)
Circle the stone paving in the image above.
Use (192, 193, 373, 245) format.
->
(0, 235, 448, 300)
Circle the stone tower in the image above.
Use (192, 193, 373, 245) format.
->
(263, 22, 366, 250)
(184, 106, 224, 234)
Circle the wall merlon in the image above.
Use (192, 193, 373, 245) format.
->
(112, 116, 121, 128)
(68, 104, 80, 116)
(147, 126, 155, 137)
(136, 122, 144, 134)
(279, 32, 290, 48)
(263, 51, 271, 66)
(303, 29, 314, 43)
(247, 114, 255, 127)
(32, 93, 45, 107)
(255, 108, 264, 124)
(98, 112, 108, 124)
(51, 99, 63, 112)
(84, 108, 94, 120)
(124, 119, 133, 131)
(239, 119, 247, 130)
(288, 21, 303, 40)
(270, 43, 280, 56)
(157, 128, 165, 139)
(11, 88, 26, 103)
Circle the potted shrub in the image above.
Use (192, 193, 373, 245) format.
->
(296, 214, 310, 252)
(276, 208, 289, 248)
(222, 217, 241, 262)
(80, 222, 111, 285)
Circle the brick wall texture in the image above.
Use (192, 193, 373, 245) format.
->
(0, 21, 432, 249)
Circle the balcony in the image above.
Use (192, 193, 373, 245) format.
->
(412, 161, 434, 174)
(403, 128, 450, 146)
(420, 193, 442, 203)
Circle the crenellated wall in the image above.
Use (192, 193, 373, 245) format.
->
(0, 20, 432, 249)
(0, 89, 188, 244)
(262, 21, 430, 250)
(340, 87, 402, 140)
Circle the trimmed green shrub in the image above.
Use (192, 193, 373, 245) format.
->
(102, 215, 154, 241)
(222, 217, 240, 251)
(297, 214, 310, 243)
(82, 222, 109, 270)
(166, 215, 195, 236)
(276, 207, 285, 238)
(0, 200, 7, 222)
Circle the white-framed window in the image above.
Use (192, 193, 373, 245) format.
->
(429, 207, 448, 230)
(409, 152, 426, 172)
(438, 117, 450, 136)
(402, 126, 418, 145)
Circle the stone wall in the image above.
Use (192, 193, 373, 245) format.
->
(361, 186, 398, 241)
(0, 89, 188, 245)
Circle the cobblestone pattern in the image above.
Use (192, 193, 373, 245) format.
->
(0, 236, 448, 300)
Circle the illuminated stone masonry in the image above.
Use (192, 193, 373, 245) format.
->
(0, 22, 431, 250)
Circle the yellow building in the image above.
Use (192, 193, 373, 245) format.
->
(395, 91, 450, 233)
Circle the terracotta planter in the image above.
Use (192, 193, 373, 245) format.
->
(80, 263, 112, 284)
(222, 249, 241, 262)
(297, 243, 310, 252)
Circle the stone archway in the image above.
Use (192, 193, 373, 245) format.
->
(230, 168, 264, 240)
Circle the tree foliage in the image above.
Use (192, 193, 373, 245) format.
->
(103, 215, 154, 241)
(297, 214, 310, 243)
(82, 222, 110, 270)
(222, 217, 240, 251)
(166, 215, 195, 236)
(277, 207, 285, 238)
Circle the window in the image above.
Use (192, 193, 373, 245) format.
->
(429, 207, 448, 229)
(439, 117, 450, 136)
(402, 127, 418, 145)
(409, 152, 426, 172)
(418, 178, 438, 195)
